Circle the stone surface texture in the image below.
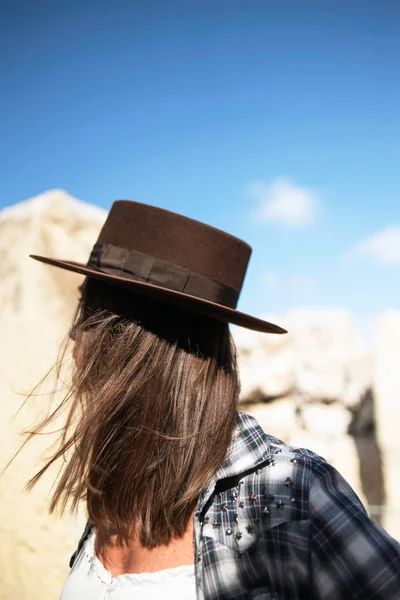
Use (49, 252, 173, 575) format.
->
(0, 191, 105, 599)
(373, 312, 400, 537)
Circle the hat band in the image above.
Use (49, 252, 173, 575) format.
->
(87, 242, 240, 309)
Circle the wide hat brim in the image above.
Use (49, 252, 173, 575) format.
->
(30, 254, 287, 334)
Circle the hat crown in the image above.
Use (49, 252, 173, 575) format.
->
(96, 200, 252, 294)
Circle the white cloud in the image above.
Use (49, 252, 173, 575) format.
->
(248, 177, 319, 227)
(262, 270, 316, 296)
(351, 226, 400, 265)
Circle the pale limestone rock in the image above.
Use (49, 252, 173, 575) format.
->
(243, 396, 299, 443)
(234, 310, 371, 407)
(235, 312, 371, 519)
(298, 402, 352, 438)
(373, 310, 400, 538)
(0, 190, 106, 600)
(237, 341, 294, 400)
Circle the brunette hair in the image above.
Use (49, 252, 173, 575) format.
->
(26, 278, 240, 548)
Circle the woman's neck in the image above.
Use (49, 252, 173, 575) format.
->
(94, 518, 195, 576)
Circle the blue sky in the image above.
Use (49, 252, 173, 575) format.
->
(1, 0, 399, 328)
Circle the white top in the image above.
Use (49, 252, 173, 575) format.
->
(60, 529, 197, 599)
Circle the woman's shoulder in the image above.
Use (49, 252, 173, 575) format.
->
(209, 411, 338, 526)
(236, 410, 331, 472)
(234, 411, 376, 524)
(236, 413, 400, 598)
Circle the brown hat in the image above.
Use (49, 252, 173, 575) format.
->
(30, 200, 286, 334)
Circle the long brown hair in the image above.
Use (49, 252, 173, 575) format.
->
(26, 278, 240, 548)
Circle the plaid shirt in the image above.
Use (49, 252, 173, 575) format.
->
(71, 412, 400, 599)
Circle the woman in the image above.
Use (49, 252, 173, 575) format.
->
(28, 200, 400, 599)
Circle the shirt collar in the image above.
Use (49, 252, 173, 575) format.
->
(198, 412, 271, 509)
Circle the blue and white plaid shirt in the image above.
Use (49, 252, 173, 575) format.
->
(71, 412, 400, 599)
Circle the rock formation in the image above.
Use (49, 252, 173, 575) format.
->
(233, 313, 384, 525)
(0, 190, 106, 600)
(373, 311, 400, 536)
